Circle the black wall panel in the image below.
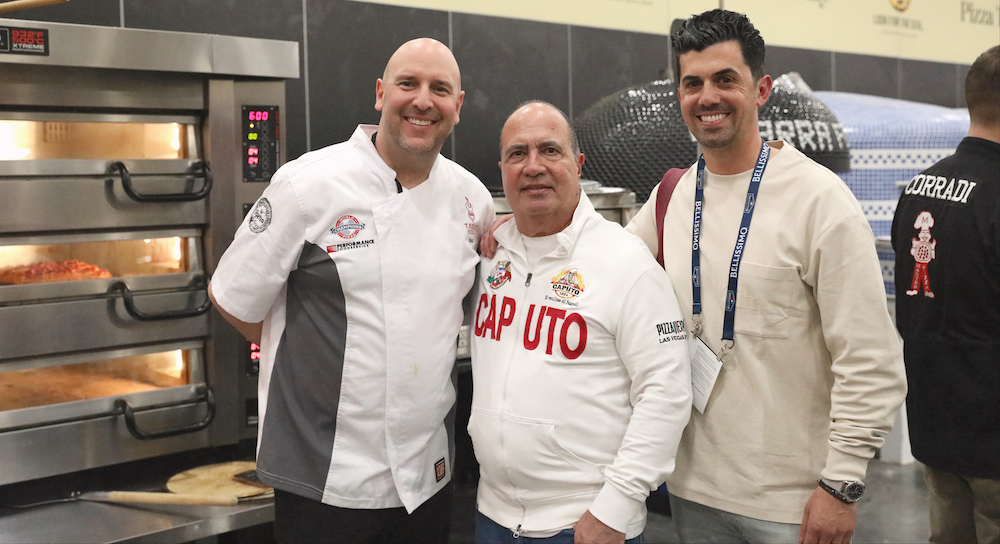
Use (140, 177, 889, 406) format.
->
(570, 26, 671, 118)
(2, 0, 119, 26)
(305, 0, 449, 154)
(766, 46, 833, 91)
(956, 64, 971, 108)
(834, 52, 899, 99)
(124, 0, 301, 40)
(900, 59, 959, 108)
(123, 0, 308, 161)
(453, 13, 569, 189)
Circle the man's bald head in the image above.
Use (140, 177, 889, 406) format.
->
(501, 100, 580, 156)
(383, 38, 461, 91)
(374, 38, 466, 177)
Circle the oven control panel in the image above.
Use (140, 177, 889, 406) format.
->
(242, 105, 279, 183)
(246, 341, 261, 376)
(245, 341, 260, 427)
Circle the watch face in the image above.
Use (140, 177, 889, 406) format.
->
(844, 481, 865, 502)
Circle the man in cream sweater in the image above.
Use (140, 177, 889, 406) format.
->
(624, 9, 907, 544)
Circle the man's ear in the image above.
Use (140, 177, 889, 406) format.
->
(454, 90, 465, 125)
(756, 75, 772, 108)
(375, 78, 385, 112)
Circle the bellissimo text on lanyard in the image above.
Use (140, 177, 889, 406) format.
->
(691, 140, 770, 362)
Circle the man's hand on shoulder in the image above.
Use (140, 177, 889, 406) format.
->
(799, 486, 857, 544)
(479, 214, 512, 259)
(574, 510, 625, 544)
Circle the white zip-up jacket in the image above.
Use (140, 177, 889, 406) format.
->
(469, 193, 692, 539)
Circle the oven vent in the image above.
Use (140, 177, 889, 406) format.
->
(44, 122, 69, 143)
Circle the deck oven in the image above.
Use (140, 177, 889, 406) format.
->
(0, 19, 297, 485)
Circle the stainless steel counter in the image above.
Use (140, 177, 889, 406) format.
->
(0, 498, 272, 544)
(0, 445, 271, 544)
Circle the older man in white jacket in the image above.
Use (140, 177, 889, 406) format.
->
(469, 101, 693, 544)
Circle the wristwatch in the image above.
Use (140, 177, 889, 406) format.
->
(818, 478, 866, 503)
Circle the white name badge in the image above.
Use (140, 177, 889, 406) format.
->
(689, 334, 723, 414)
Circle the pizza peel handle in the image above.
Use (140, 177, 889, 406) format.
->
(81, 491, 238, 506)
(75, 462, 269, 508)
(0, 0, 71, 16)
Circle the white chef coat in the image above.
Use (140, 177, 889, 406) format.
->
(211, 125, 494, 512)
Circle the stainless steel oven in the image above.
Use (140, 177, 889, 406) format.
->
(0, 19, 297, 485)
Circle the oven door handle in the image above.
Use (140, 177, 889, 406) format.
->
(111, 161, 213, 202)
(113, 281, 212, 321)
(115, 386, 216, 440)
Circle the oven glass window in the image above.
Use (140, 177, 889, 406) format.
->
(0, 120, 197, 161)
(0, 349, 201, 411)
(0, 237, 193, 284)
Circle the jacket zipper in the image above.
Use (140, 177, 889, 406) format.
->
(497, 253, 532, 535)
(504, 251, 539, 539)
(501, 248, 560, 539)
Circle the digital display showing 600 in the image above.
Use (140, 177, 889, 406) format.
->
(242, 105, 279, 183)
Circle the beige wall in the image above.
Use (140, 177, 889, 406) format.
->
(353, 0, 999, 64)
(733, 0, 999, 64)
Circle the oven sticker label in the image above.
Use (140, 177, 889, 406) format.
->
(0, 27, 50, 56)
(248, 198, 272, 233)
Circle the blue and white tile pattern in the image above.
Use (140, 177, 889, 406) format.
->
(813, 92, 969, 294)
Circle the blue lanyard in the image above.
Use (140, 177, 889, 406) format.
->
(691, 141, 770, 350)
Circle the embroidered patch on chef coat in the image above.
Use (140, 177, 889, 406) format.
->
(330, 215, 365, 239)
(551, 268, 585, 299)
(326, 239, 375, 253)
(487, 260, 512, 289)
(248, 198, 272, 233)
(464, 198, 480, 244)
(435, 458, 446, 482)
(465, 197, 476, 221)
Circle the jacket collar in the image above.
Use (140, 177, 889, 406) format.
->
(354, 124, 446, 194)
(353, 125, 403, 195)
(494, 191, 603, 258)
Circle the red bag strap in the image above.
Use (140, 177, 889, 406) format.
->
(655, 168, 688, 268)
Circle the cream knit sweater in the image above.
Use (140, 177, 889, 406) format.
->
(626, 141, 906, 523)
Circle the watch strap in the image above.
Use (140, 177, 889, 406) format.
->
(818, 478, 864, 504)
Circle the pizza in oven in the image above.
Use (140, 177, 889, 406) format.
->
(0, 260, 113, 285)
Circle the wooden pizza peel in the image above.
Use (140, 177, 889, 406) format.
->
(5, 461, 273, 508)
